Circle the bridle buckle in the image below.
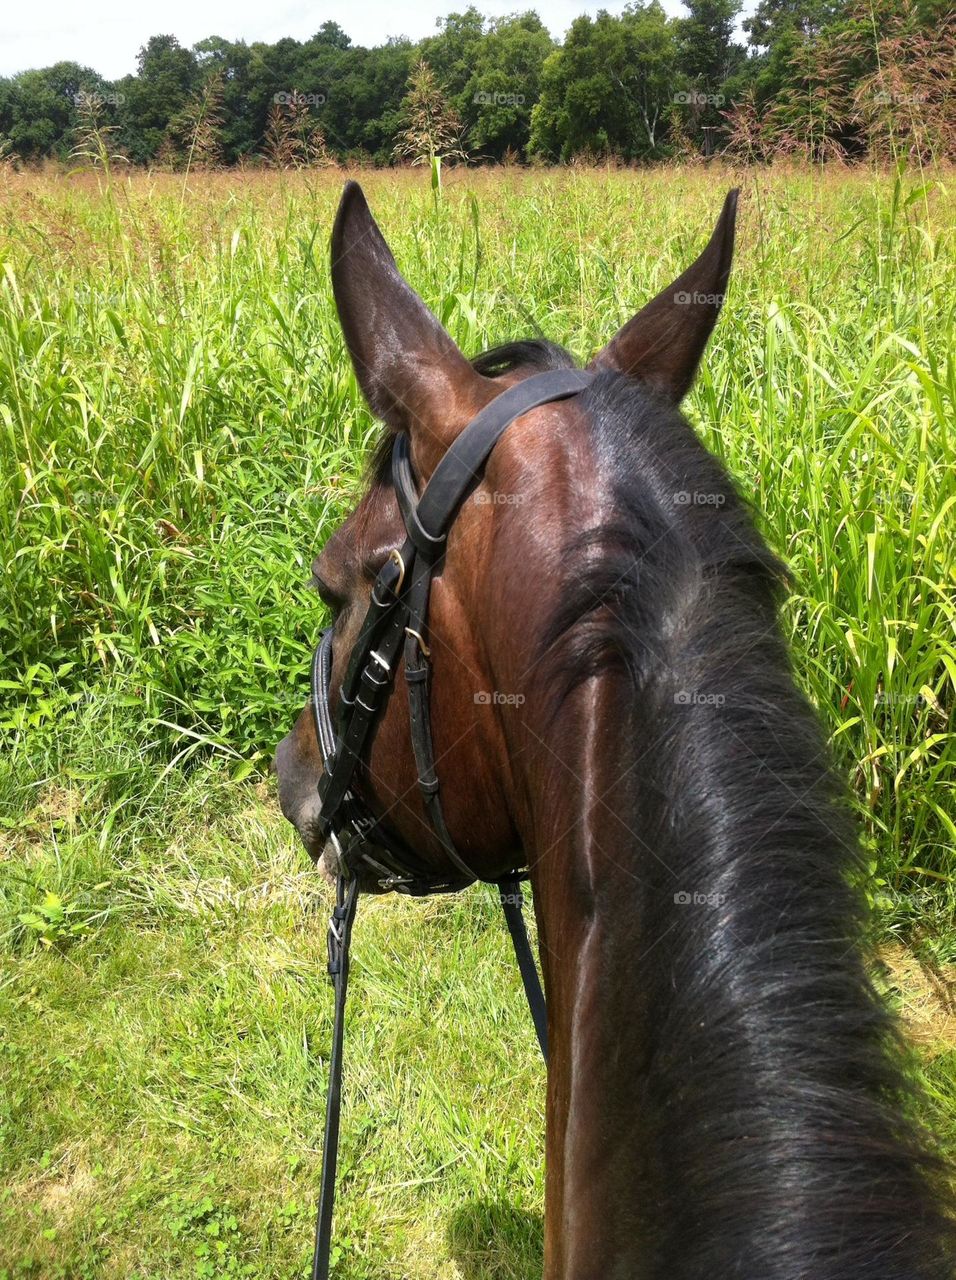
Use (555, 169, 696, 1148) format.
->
(369, 648, 391, 676)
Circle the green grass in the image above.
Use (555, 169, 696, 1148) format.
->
(0, 702, 547, 1278)
(0, 163, 954, 1275)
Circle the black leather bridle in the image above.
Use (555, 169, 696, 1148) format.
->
(307, 367, 593, 1279)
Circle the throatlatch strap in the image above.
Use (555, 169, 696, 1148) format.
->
(497, 876, 549, 1061)
(313, 875, 359, 1280)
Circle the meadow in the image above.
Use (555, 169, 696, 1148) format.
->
(0, 163, 953, 1277)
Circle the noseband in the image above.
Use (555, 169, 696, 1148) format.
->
(307, 368, 593, 1279)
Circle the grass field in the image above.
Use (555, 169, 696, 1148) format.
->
(0, 164, 954, 1277)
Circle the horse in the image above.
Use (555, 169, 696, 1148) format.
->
(275, 181, 955, 1278)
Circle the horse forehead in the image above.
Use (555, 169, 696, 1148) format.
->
(487, 394, 599, 507)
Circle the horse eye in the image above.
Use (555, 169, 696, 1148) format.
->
(311, 574, 345, 612)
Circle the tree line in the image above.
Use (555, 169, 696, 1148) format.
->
(0, 0, 951, 168)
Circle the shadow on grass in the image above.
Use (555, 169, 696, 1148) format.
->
(447, 1199, 544, 1279)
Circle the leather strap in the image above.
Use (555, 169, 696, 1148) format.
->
(497, 876, 548, 1060)
(318, 604, 407, 822)
(338, 538, 412, 707)
(312, 874, 359, 1280)
(316, 368, 595, 889)
(416, 369, 592, 545)
(311, 873, 547, 1280)
(392, 437, 443, 558)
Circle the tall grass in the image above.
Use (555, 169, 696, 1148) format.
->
(0, 164, 953, 1276)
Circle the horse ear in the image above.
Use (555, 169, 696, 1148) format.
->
(330, 182, 491, 459)
(589, 189, 739, 403)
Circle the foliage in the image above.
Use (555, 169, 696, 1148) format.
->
(0, 165, 952, 883)
(0, 1, 952, 166)
(115, 35, 202, 164)
(850, 6, 956, 163)
(17, 891, 93, 948)
(0, 62, 116, 161)
(459, 14, 555, 159)
(166, 73, 227, 172)
(260, 93, 334, 170)
(530, 4, 680, 160)
(393, 59, 467, 168)
(725, 4, 956, 161)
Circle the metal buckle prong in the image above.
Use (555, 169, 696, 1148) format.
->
(387, 547, 406, 592)
(369, 649, 390, 675)
(405, 627, 431, 658)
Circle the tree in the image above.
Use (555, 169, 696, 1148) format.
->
(675, 0, 746, 144)
(419, 8, 488, 101)
(191, 38, 260, 163)
(116, 36, 200, 162)
(530, 4, 680, 161)
(744, 0, 845, 51)
(678, 0, 745, 86)
(0, 63, 113, 160)
(461, 13, 555, 159)
(296, 33, 412, 163)
(310, 21, 352, 50)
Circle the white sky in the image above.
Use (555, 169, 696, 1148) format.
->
(1, 0, 697, 79)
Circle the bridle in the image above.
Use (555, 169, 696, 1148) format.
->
(307, 367, 593, 1279)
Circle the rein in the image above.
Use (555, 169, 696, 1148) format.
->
(308, 368, 593, 1279)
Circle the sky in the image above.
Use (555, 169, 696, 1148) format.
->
(1, 0, 696, 80)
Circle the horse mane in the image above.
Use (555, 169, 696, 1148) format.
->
(471, 338, 575, 378)
(538, 368, 956, 1276)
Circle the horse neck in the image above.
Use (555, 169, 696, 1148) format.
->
(516, 648, 952, 1280)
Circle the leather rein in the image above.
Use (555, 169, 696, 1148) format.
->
(307, 368, 593, 1279)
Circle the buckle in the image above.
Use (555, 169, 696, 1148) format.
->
(405, 627, 431, 658)
(371, 548, 406, 604)
(369, 648, 390, 675)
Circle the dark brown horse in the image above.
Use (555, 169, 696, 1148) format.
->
(276, 182, 955, 1278)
